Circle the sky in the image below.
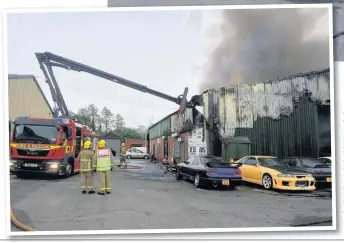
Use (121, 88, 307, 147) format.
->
(7, 7, 329, 129)
(7, 10, 220, 128)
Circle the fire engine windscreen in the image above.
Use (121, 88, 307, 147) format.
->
(13, 124, 59, 144)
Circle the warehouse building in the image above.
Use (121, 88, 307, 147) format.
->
(203, 68, 331, 160)
(147, 68, 331, 162)
(8, 74, 54, 133)
(8, 74, 53, 121)
(147, 108, 204, 162)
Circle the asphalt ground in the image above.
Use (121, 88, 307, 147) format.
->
(10, 158, 333, 232)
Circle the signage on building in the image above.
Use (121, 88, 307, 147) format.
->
(188, 127, 207, 157)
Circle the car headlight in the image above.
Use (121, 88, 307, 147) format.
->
(277, 174, 295, 178)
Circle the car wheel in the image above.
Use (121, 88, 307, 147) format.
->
(144, 155, 148, 160)
(175, 167, 182, 180)
(63, 162, 73, 178)
(262, 174, 273, 190)
(127, 155, 131, 159)
(194, 173, 201, 188)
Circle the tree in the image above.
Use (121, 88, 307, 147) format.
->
(87, 104, 100, 131)
(101, 107, 115, 134)
(114, 114, 125, 132)
(135, 125, 147, 140)
(70, 104, 146, 141)
(74, 107, 92, 128)
(117, 127, 142, 140)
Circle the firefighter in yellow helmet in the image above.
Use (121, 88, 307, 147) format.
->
(77, 140, 95, 194)
(93, 139, 113, 195)
(120, 142, 127, 168)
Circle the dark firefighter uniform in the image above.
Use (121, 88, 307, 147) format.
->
(77, 140, 95, 194)
(94, 140, 113, 195)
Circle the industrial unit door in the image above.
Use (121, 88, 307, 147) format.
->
(174, 138, 181, 158)
(105, 139, 121, 156)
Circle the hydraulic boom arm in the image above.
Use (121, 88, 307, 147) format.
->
(36, 52, 197, 118)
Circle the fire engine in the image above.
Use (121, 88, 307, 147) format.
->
(9, 51, 202, 178)
(9, 116, 99, 178)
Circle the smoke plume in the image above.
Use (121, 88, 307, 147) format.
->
(200, 8, 329, 92)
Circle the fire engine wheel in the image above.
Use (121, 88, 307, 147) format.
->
(64, 162, 73, 178)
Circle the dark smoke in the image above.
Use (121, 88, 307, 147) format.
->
(200, 8, 329, 92)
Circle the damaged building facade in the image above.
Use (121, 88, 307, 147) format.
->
(147, 108, 205, 162)
(147, 68, 331, 162)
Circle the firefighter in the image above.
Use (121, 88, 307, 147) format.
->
(93, 140, 113, 195)
(77, 140, 95, 194)
(120, 142, 127, 168)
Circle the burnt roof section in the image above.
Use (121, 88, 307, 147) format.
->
(148, 109, 179, 130)
(147, 107, 204, 131)
(8, 74, 54, 116)
(202, 68, 330, 94)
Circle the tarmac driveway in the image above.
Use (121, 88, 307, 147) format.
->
(10, 159, 333, 233)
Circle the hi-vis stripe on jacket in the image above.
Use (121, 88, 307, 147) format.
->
(94, 148, 112, 172)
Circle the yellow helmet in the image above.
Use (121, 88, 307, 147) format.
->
(121, 143, 125, 147)
(98, 140, 107, 148)
(83, 140, 92, 149)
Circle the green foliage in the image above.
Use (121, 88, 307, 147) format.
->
(70, 104, 146, 140)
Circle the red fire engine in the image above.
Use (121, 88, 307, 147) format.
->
(9, 51, 201, 178)
(9, 116, 97, 178)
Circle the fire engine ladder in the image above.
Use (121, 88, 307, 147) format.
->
(35, 52, 200, 118)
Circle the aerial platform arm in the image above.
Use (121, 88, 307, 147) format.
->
(36, 52, 197, 118)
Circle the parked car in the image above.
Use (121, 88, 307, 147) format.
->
(126, 147, 150, 159)
(234, 156, 316, 191)
(175, 155, 242, 189)
(318, 157, 332, 167)
(280, 157, 332, 185)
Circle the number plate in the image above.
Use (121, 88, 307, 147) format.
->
(326, 177, 332, 183)
(24, 163, 38, 167)
(222, 179, 230, 186)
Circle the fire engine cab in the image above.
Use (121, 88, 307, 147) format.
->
(9, 116, 95, 178)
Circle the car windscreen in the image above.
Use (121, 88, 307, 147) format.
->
(258, 158, 287, 167)
(13, 124, 59, 144)
(301, 158, 329, 168)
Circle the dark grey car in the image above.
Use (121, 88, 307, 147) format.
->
(280, 157, 332, 185)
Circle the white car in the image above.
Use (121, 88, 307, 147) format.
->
(318, 157, 332, 167)
(126, 147, 150, 159)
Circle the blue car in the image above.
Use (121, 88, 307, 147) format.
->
(175, 155, 242, 189)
